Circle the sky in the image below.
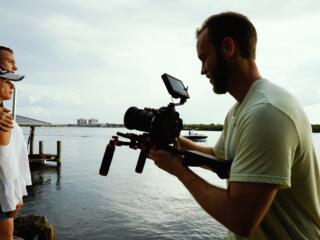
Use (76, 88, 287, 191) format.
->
(1, 0, 320, 124)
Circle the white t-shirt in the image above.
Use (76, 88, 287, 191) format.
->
(0, 121, 32, 212)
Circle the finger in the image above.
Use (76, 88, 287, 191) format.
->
(1, 108, 11, 113)
(0, 125, 10, 132)
(3, 118, 14, 125)
(0, 116, 13, 124)
(3, 114, 13, 121)
(0, 122, 13, 130)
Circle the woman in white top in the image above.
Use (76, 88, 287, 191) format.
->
(0, 70, 31, 240)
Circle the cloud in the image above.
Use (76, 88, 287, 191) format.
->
(15, 86, 81, 107)
(1, 0, 320, 123)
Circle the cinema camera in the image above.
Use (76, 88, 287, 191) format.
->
(99, 73, 231, 179)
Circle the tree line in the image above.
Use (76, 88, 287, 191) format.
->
(183, 123, 223, 131)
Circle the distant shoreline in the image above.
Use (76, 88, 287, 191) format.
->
(20, 124, 320, 133)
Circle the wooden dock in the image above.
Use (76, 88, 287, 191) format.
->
(27, 126, 61, 166)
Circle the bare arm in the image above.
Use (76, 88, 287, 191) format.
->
(178, 136, 215, 156)
(178, 169, 277, 236)
(0, 130, 10, 146)
(0, 107, 12, 145)
(150, 149, 278, 237)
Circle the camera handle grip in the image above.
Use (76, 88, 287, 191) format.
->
(135, 149, 148, 173)
(179, 149, 232, 179)
(99, 142, 116, 176)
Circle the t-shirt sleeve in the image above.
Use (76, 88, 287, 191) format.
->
(214, 113, 231, 160)
(214, 131, 226, 159)
(229, 104, 299, 188)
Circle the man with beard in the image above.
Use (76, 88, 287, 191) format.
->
(149, 12, 320, 239)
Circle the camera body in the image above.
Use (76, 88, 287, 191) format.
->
(123, 73, 189, 148)
(124, 104, 182, 148)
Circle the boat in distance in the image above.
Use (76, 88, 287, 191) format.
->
(183, 129, 208, 141)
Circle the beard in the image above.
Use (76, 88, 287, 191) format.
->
(210, 53, 229, 94)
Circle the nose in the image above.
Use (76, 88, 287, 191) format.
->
(201, 64, 210, 79)
(12, 64, 17, 72)
(10, 81, 15, 89)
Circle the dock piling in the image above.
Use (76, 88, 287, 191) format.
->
(57, 141, 61, 166)
(39, 141, 43, 155)
(29, 126, 35, 155)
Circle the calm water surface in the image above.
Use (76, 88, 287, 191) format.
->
(19, 127, 320, 240)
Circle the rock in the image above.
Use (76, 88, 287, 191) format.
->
(14, 215, 56, 240)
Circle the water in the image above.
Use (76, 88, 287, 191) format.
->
(19, 127, 320, 240)
(20, 128, 227, 240)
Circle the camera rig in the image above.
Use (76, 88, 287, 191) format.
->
(99, 73, 232, 179)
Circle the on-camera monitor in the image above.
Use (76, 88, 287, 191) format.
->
(162, 73, 189, 99)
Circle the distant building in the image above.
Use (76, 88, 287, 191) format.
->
(88, 118, 99, 125)
(77, 118, 87, 126)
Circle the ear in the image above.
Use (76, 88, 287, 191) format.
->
(221, 37, 235, 61)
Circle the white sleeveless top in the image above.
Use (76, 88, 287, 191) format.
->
(0, 121, 32, 212)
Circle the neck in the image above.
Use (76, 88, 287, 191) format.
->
(227, 58, 261, 103)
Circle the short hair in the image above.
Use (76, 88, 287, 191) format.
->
(196, 12, 257, 59)
(0, 46, 13, 54)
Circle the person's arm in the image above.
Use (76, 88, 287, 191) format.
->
(0, 107, 12, 145)
(0, 107, 13, 132)
(0, 129, 10, 146)
(178, 167, 277, 237)
(178, 136, 216, 156)
(150, 149, 278, 237)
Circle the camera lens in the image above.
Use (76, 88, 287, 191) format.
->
(124, 107, 155, 132)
